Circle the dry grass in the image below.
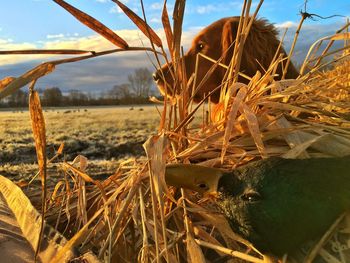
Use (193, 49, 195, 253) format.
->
(1, 0, 350, 262)
(0, 106, 160, 166)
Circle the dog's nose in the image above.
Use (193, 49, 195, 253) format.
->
(153, 71, 160, 82)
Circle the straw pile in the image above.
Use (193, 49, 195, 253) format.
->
(43, 4, 349, 263)
(1, 0, 350, 262)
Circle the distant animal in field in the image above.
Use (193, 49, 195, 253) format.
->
(153, 17, 299, 103)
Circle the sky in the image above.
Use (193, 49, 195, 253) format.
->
(0, 0, 349, 94)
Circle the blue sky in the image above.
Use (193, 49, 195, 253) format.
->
(0, 0, 349, 94)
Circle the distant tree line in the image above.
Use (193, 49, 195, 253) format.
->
(0, 68, 159, 108)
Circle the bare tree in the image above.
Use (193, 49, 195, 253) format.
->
(68, 89, 88, 106)
(8, 89, 28, 107)
(128, 68, 153, 98)
(42, 87, 63, 106)
(109, 83, 131, 99)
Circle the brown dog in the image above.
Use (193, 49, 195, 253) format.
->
(153, 17, 299, 103)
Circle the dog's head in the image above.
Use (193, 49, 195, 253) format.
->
(153, 17, 299, 103)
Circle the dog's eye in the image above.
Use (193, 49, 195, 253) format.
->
(241, 190, 261, 202)
(197, 42, 205, 51)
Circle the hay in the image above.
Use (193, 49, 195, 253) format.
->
(1, 0, 350, 262)
(46, 8, 349, 263)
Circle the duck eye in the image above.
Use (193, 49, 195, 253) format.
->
(241, 191, 261, 202)
(197, 182, 208, 190)
(197, 42, 204, 51)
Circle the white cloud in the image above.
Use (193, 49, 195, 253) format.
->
(110, 5, 138, 14)
(0, 29, 164, 66)
(276, 21, 298, 29)
(150, 17, 161, 24)
(192, 2, 243, 15)
(109, 5, 123, 14)
(8, 20, 341, 69)
(196, 4, 217, 14)
(46, 33, 65, 39)
(0, 25, 199, 68)
(150, 2, 162, 10)
(43, 31, 133, 50)
(0, 39, 10, 45)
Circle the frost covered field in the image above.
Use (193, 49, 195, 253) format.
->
(0, 105, 160, 180)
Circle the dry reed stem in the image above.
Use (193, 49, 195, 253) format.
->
(305, 213, 346, 263)
(0, 49, 92, 55)
(313, 21, 350, 69)
(282, 12, 306, 79)
(301, 33, 350, 75)
(195, 239, 264, 263)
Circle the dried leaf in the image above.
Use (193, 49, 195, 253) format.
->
(143, 134, 173, 261)
(29, 88, 47, 259)
(186, 234, 206, 263)
(311, 134, 350, 157)
(29, 90, 47, 182)
(0, 77, 15, 90)
(221, 85, 247, 162)
(242, 103, 266, 158)
(53, 0, 128, 49)
(51, 206, 105, 263)
(143, 134, 173, 201)
(0, 175, 76, 262)
(57, 143, 65, 155)
(162, 0, 174, 56)
(282, 134, 325, 159)
(271, 116, 310, 158)
(112, 0, 162, 47)
(330, 32, 350, 41)
(172, 0, 186, 59)
(0, 63, 55, 99)
(63, 163, 93, 183)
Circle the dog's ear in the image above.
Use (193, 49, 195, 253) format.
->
(221, 18, 239, 65)
(221, 18, 281, 78)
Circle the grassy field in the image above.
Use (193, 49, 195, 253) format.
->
(0, 105, 161, 180)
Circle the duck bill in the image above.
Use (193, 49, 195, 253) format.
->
(165, 163, 224, 194)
